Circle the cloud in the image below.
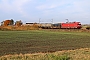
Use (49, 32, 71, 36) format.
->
(0, 0, 31, 15)
(36, 4, 59, 10)
(0, 0, 90, 23)
(36, 0, 90, 23)
(36, 0, 67, 10)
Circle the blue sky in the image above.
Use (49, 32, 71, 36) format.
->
(0, 0, 90, 24)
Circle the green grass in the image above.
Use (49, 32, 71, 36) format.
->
(0, 30, 90, 56)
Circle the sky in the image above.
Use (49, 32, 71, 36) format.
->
(0, 0, 90, 24)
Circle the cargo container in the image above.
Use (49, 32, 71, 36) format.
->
(40, 23, 52, 29)
(52, 23, 61, 29)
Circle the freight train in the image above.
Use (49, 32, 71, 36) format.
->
(38, 22, 82, 29)
(0, 19, 82, 29)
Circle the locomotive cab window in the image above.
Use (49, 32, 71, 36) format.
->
(78, 24, 81, 25)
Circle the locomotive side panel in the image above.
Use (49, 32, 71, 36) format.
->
(61, 22, 81, 29)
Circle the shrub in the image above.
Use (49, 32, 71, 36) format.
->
(86, 26, 90, 30)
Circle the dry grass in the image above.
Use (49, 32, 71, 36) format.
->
(0, 25, 39, 31)
(0, 48, 90, 60)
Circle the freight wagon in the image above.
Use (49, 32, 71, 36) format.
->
(52, 23, 61, 29)
(40, 23, 52, 29)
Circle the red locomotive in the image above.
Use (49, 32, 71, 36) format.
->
(61, 22, 82, 29)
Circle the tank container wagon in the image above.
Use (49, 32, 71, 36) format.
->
(51, 23, 61, 29)
(40, 23, 52, 29)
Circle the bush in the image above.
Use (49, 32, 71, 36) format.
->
(43, 54, 70, 60)
(0, 28, 11, 31)
(86, 26, 90, 30)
